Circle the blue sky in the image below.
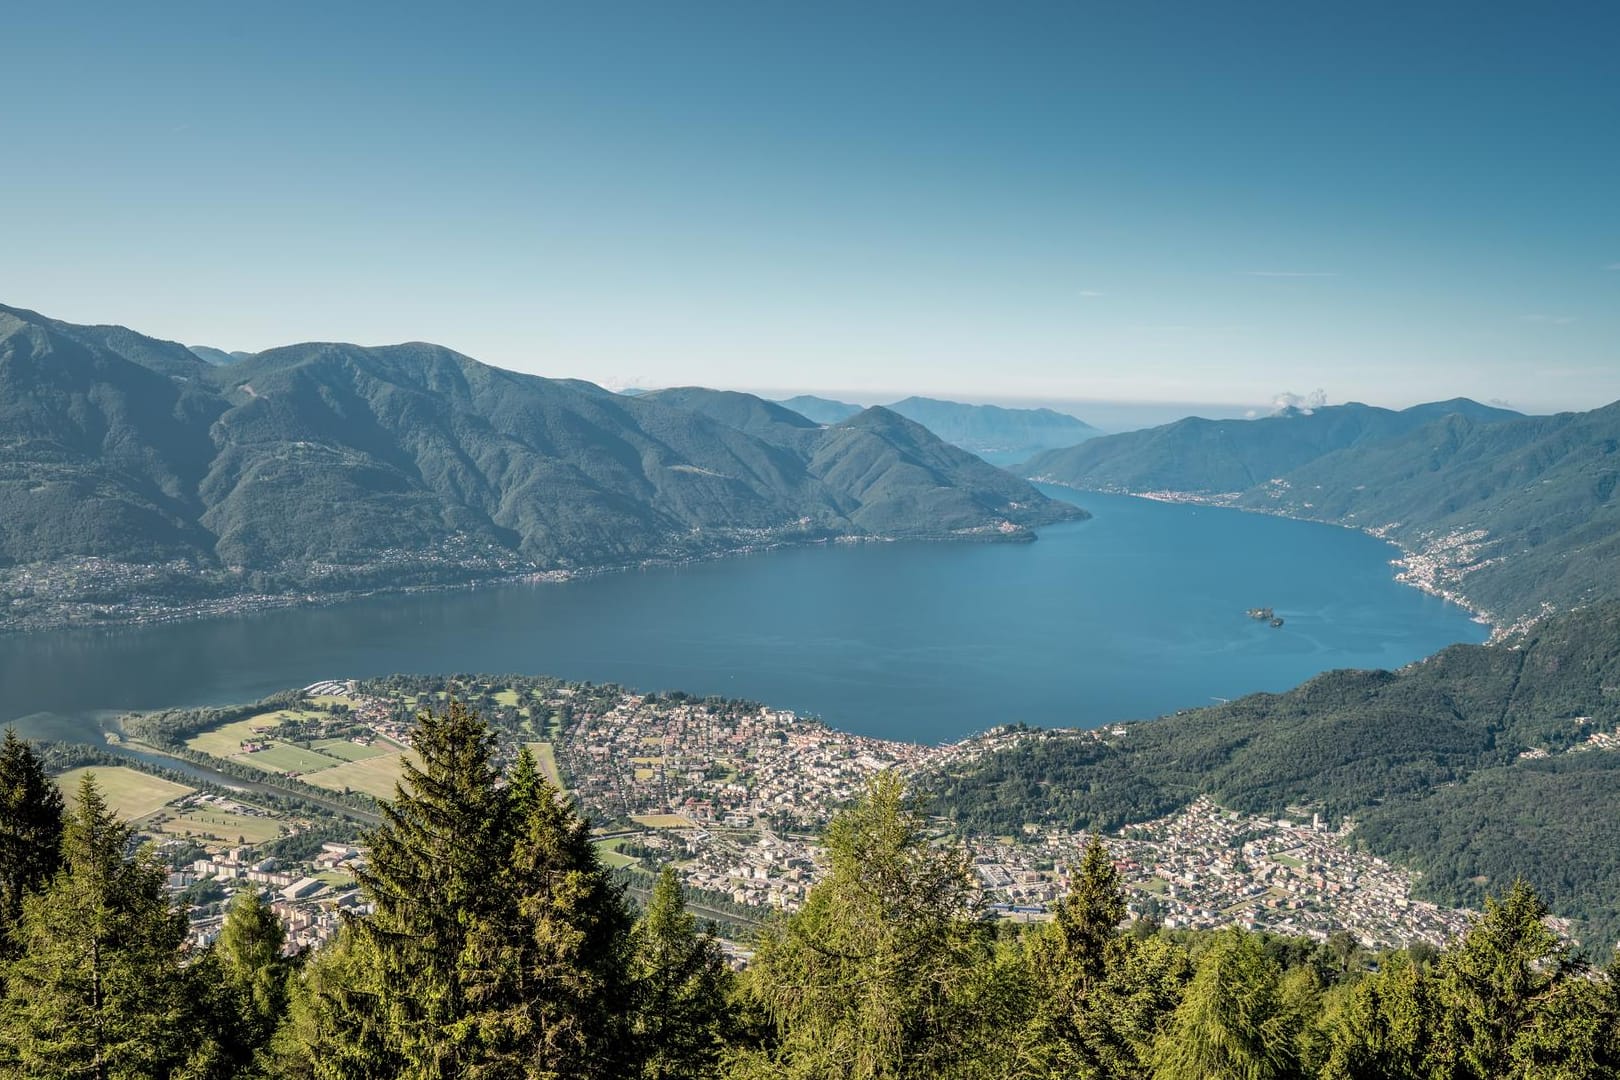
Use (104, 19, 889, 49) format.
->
(2, 1, 1616, 413)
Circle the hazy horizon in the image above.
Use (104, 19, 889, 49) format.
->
(3, 3, 1615, 413)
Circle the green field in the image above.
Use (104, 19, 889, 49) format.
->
(494, 689, 522, 707)
(55, 766, 193, 821)
(526, 741, 565, 791)
(185, 709, 326, 757)
(236, 743, 343, 775)
(630, 813, 697, 829)
(185, 716, 281, 758)
(149, 808, 284, 846)
(312, 738, 387, 762)
(594, 839, 638, 869)
(304, 752, 417, 800)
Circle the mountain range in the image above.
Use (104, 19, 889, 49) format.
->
(0, 303, 1082, 629)
(1026, 399, 1620, 627)
(776, 394, 1101, 463)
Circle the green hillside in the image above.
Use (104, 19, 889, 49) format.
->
(922, 601, 1620, 949)
(1024, 399, 1620, 625)
(0, 303, 1081, 627)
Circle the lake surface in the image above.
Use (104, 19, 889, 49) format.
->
(0, 489, 1487, 745)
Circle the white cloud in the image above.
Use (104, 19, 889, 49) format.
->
(1605, 263, 1620, 270)
(1239, 271, 1339, 278)
(1521, 314, 1576, 325)
(1271, 389, 1328, 414)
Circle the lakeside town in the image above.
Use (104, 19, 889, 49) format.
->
(72, 674, 1581, 957)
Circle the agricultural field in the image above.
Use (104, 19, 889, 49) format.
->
(146, 806, 285, 847)
(55, 766, 193, 820)
(235, 743, 343, 775)
(594, 838, 638, 869)
(629, 813, 697, 829)
(303, 752, 417, 801)
(312, 738, 387, 762)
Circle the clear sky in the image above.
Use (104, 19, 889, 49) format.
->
(3, 1, 1616, 413)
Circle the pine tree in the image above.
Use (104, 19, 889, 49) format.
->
(737, 771, 990, 1080)
(327, 700, 513, 1077)
(631, 867, 736, 1080)
(1438, 878, 1569, 1080)
(1149, 927, 1298, 1080)
(461, 752, 636, 1079)
(209, 887, 292, 1072)
(1022, 838, 1188, 1079)
(0, 773, 193, 1079)
(1319, 951, 1437, 1080)
(0, 728, 64, 952)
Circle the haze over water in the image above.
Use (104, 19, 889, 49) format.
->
(1, 490, 1486, 745)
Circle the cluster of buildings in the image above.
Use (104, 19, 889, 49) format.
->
(557, 691, 934, 830)
(968, 798, 1483, 949)
(176, 842, 370, 954)
(545, 689, 1484, 949)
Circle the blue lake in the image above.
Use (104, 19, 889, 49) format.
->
(0, 489, 1487, 745)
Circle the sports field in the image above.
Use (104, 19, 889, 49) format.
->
(54, 766, 194, 821)
(235, 743, 343, 775)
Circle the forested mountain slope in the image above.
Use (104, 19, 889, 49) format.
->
(922, 601, 1620, 948)
(1025, 399, 1522, 494)
(885, 395, 1100, 462)
(0, 303, 1080, 627)
(1026, 399, 1619, 625)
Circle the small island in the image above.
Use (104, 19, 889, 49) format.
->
(1246, 607, 1274, 620)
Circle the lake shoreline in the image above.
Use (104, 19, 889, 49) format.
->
(1028, 480, 1506, 638)
(0, 528, 1042, 638)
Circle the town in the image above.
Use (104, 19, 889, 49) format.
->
(75, 675, 1504, 956)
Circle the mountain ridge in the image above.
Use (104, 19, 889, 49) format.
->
(0, 304, 1083, 631)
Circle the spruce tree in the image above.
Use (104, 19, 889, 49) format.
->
(210, 887, 292, 1072)
(1149, 927, 1298, 1080)
(0, 728, 64, 951)
(461, 750, 636, 1079)
(1438, 878, 1571, 1080)
(1319, 952, 1437, 1080)
(630, 867, 736, 1080)
(0, 774, 192, 1079)
(737, 771, 990, 1079)
(336, 700, 513, 1077)
(1022, 838, 1188, 1079)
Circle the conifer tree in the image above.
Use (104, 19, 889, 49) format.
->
(736, 771, 990, 1080)
(0, 774, 193, 1079)
(1438, 878, 1569, 1080)
(1149, 927, 1298, 1080)
(461, 749, 636, 1079)
(1319, 951, 1437, 1080)
(209, 887, 292, 1072)
(330, 700, 513, 1077)
(1022, 838, 1188, 1079)
(631, 866, 736, 1080)
(0, 728, 64, 951)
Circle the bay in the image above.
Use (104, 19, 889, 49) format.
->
(0, 489, 1487, 745)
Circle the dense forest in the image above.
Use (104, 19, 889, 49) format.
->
(920, 601, 1620, 953)
(4, 713, 1619, 1079)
